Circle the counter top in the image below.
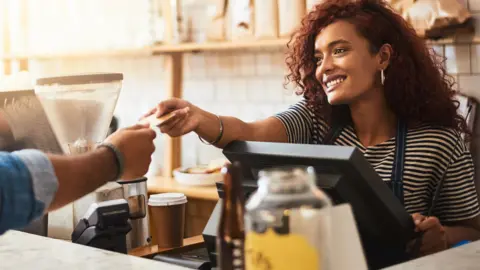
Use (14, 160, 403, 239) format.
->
(147, 176, 219, 201)
(385, 240, 480, 270)
(0, 230, 188, 270)
(3, 229, 480, 270)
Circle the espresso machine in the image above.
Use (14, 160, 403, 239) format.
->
(70, 178, 151, 254)
(71, 199, 132, 253)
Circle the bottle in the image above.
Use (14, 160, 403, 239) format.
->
(245, 166, 332, 270)
(217, 162, 245, 270)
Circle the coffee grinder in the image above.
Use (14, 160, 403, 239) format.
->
(34, 73, 123, 155)
(34, 73, 135, 251)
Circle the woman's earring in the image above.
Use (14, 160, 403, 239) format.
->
(381, 69, 385, 85)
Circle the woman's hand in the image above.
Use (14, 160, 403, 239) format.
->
(408, 213, 448, 257)
(142, 98, 200, 137)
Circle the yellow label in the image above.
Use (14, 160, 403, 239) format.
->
(245, 229, 320, 270)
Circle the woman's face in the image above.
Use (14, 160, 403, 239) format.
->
(314, 20, 383, 105)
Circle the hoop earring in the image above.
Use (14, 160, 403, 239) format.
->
(381, 69, 385, 85)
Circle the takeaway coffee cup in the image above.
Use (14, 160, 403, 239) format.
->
(148, 193, 187, 248)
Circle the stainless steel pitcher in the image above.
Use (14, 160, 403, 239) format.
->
(118, 177, 151, 250)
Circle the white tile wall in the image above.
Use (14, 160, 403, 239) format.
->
(217, 52, 236, 77)
(184, 53, 207, 79)
(470, 44, 480, 73)
(264, 77, 288, 102)
(256, 52, 274, 76)
(236, 53, 256, 76)
(215, 78, 248, 101)
(183, 79, 215, 101)
(204, 52, 222, 79)
(451, 74, 460, 92)
(445, 45, 471, 74)
(469, 0, 480, 12)
(430, 44, 445, 57)
(459, 75, 480, 100)
(246, 77, 267, 101)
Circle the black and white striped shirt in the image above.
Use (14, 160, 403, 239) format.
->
(275, 100, 480, 223)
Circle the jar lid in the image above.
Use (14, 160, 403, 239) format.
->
(258, 166, 315, 194)
(36, 73, 123, 86)
(148, 193, 187, 206)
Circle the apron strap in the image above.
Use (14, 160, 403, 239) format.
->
(323, 120, 408, 205)
(391, 121, 407, 205)
(323, 123, 343, 145)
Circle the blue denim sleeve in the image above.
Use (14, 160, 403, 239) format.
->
(0, 150, 58, 235)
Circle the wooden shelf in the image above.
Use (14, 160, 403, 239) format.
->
(0, 47, 153, 61)
(1, 39, 290, 61)
(426, 36, 480, 45)
(151, 38, 290, 54)
(3, 35, 480, 61)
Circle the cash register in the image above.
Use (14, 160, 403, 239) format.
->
(201, 141, 415, 270)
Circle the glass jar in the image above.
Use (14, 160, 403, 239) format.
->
(245, 166, 332, 270)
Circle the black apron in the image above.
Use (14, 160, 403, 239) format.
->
(324, 121, 414, 267)
(323, 120, 407, 205)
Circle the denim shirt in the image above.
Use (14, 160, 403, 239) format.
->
(0, 150, 58, 235)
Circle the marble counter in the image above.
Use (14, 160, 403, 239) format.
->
(4, 228, 480, 270)
(385, 240, 480, 270)
(0, 230, 187, 270)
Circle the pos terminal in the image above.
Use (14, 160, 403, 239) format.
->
(202, 141, 415, 269)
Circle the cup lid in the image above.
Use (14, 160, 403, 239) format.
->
(148, 193, 187, 206)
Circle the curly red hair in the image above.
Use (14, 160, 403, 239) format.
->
(285, 0, 468, 135)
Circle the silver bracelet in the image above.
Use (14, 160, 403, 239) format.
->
(96, 142, 124, 181)
(198, 115, 224, 145)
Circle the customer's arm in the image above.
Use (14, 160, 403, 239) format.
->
(0, 112, 14, 148)
(0, 149, 118, 233)
(0, 124, 155, 234)
(0, 150, 53, 234)
(0, 112, 11, 136)
(46, 147, 118, 211)
(48, 124, 156, 210)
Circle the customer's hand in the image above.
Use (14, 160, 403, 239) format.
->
(408, 213, 448, 257)
(142, 98, 200, 137)
(104, 123, 156, 180)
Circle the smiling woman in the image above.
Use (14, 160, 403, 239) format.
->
(143, 0, 480, 261)
(313, 22, 392, 108)
(286, 0, 465, 135)
(280, 0, 480, 257)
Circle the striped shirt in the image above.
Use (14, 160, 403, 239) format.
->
(275, 100, 480, 223)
